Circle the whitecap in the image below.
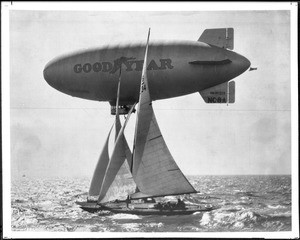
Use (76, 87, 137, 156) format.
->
(233, 221, 244, 228)
(199, 212, 211, 226)
(147, 222, 164, 228)
(237, 211, 257, 221)
(193, 211, 202, 215)
(109, 213, 141, 220)
(121, 223, 140, 231)
(268, 212, 291, 218)
(267, 204, 286, 209)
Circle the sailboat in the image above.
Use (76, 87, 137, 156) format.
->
(76, 29, 216, 215)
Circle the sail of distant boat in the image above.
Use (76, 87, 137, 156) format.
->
(130, 28, 197, 199)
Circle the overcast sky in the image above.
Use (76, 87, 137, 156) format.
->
(8, 4, 293, 177)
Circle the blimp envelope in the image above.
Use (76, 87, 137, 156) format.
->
(199, 81, 235, 104)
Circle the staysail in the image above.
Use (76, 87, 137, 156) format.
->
(98, 104, 136, 202)
(88, 124, 114, 196)
(131, 28, 197, 198)
(115, 67, 133, 170)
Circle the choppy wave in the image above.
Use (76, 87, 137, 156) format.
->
(11, 175, 291, 232)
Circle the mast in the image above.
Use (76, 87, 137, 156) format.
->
(131, 28, 151, 174)
(115, 67, 122, 141)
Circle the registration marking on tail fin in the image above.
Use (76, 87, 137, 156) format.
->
(199, 81, 235, 104)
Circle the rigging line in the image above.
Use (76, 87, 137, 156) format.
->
(154, 109, 291, 112)
(10, 107, 291, 112)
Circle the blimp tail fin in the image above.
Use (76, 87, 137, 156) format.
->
(198, 28, 234, 50)
(199, 81, 235, 104)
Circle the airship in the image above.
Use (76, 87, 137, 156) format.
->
(43, 28, 251, 114)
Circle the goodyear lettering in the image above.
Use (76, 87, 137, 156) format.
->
(92, 62, 102, 72)
(74, 64, 82, 73)
(73, 58, 174, 74)
(123, 60, 135, 72)
(159, 59, 174, 70)
(110, 57, 136, 74)
(102, 62, 113, 72)
(207, 97, 227, 103)
(147, 60, 159, 70)
(135, 60, 144, 71)
(83, 63, 92, 73)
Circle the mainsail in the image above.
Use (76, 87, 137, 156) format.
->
(131, 28, 197, 198)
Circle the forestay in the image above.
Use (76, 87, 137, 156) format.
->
(132, 29, 197, 197)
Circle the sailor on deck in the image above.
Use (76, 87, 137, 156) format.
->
(177, 198, 185, 209)
(126, 195, 131, 208)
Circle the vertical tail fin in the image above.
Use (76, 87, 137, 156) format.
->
(198, 28, 234, 50)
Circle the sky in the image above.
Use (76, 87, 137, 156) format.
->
(6, 3, 295, 178)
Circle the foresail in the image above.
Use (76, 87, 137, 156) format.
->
(132, 28, 197, 197)
(100, 160, 136, 203)
(98, 104, 136, 202)
(115, 66, 133, 169)
(116, 116, 133, 171)
(88, 124, 114, 196)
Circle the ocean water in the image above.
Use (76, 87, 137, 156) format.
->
(11, 175, 291, 232)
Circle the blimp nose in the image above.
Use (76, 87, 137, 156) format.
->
(238, 54, 251, 72)
(43, 65, 52, 86)
(43, 60, 62, 90)
(232, 52, 251, 75)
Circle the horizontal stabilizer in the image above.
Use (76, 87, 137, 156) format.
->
(199, 81, 235, 104)
(198, 28, 234, 50)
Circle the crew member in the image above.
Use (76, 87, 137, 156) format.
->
(126, 195, 130, 208)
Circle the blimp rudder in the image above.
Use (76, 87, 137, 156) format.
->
(198, 28, 234, 50)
